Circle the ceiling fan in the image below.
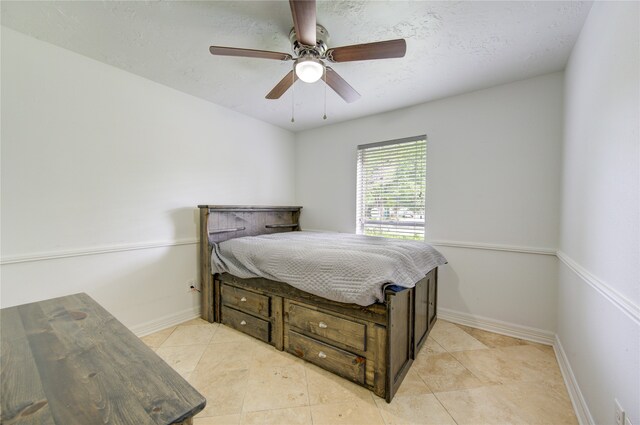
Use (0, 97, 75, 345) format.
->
(209, 0, 407, 104)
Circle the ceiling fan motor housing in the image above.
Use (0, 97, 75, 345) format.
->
(289, 24, 329, 58)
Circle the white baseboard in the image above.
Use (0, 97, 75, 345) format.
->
(129, 306, 201, 337)
(554, 335, 595, 425)
(438, 307, 556, 345)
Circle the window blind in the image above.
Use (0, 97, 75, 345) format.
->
(356, 136, 426, 240)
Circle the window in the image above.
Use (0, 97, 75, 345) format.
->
(356, 135, 427, 240)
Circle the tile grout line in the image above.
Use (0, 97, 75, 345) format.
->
(450, 349, 488, 384)
(432, 323, 472, 424)
(411, 345, 437, 396)
(302, 365, 315, 425)
(444, 322, 500, 384)
(197, 325, 218, 368)
(432, 391, 461, 425)
(238, 339, 260, 419)
(143, 325, 178, 349)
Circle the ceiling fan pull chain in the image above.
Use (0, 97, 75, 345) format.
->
(323, 67, 327, 120)
(291, 62, 295, 123)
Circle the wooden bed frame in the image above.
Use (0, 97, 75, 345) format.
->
(197, 205, 438, 402)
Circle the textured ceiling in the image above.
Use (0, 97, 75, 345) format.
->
(1, 1, 591, 131)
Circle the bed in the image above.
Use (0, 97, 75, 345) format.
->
(197, 205, 444, 402)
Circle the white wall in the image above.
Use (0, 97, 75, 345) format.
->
(558, 2, 640, 424)
(295, 73, 564, 336)
(0, 27, 295, 333)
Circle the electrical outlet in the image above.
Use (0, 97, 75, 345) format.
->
(615, 399, 625, 425)
(187, 280, 195, 291)
(187, 279, 200, 293)
(625, 416, 633, 425)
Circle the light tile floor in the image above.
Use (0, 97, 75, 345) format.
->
(141, 319, 577, 425)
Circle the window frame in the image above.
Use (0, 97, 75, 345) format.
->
(355, 135, 427, 241)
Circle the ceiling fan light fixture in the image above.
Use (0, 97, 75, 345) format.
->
(295, 57, 324, 83)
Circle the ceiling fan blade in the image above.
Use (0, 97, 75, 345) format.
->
(325, 67, 360, 103)
(326, 39, 406, 63)
(290, 0, 316, 46)
(266, 70, 298, 99)
(209, 46, 292, 61)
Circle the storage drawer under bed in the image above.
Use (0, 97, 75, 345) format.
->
(286, 330, 366, 385)
(221, 283, 270, 318)
(287, 302, 367, 352)
(221, 305, 270, 343)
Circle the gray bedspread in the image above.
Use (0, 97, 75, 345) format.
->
(211, 231, 447, 306)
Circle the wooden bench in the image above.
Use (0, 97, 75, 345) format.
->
(0, 293, 205, 424)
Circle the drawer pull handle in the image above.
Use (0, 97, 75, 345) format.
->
(318, 322, 328, 329)
(318, 351, 327, 359)
(240, 320, 247, 326)
(240, 297, 247, 302)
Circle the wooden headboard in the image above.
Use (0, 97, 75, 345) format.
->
(197, 205, 302, 321)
